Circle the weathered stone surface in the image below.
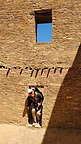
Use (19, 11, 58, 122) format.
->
(0, 0, 81, 128)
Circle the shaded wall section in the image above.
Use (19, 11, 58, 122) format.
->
(42, 44, 81, 143)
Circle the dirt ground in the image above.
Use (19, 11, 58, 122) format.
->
(0, 124, 81, 144)
(0, 124, 46, 144)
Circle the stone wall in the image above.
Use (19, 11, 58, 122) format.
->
(0, 0, 81, 128)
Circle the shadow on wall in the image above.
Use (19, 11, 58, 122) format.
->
(42, 44, 81, 144)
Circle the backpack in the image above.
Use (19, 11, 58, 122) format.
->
(34, 87, 44, 102)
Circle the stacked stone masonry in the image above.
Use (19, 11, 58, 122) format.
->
(0, 0, 81, 128)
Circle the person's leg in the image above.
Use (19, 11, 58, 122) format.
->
(33, 110, 41, 128)
(27, 108, 33, 124)
(37, 106, 43, 126)
(32, 108, 36, 123)
(39, 107, 43, 126)
(37, 110, 41, 121)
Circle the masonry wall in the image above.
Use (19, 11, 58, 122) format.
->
(0, 0, 81, 128)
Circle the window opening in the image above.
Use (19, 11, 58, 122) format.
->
(35, 9, 52, 43)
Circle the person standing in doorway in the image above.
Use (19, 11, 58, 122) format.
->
(23, 88, 36, 127)
(34, 87, 44, 127)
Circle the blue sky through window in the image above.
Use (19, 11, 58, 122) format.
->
(37, 23, 52, 43)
